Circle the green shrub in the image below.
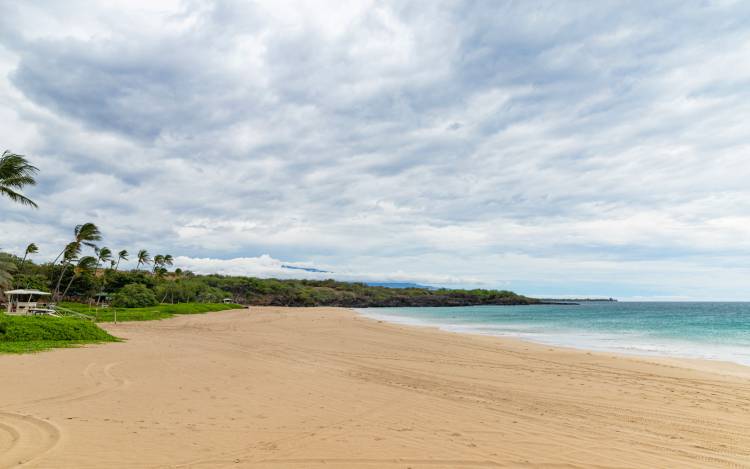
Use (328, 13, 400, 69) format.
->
(0, 314, 115, 342)
(111, 283, 158, 308)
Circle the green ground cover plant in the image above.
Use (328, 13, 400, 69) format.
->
(0, 313, 117, 353)
(59, 302, 244, 322)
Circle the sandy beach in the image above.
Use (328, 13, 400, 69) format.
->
(2, 307, 750, 468)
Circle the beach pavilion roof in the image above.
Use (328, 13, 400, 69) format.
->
(3, 289, 51, 296)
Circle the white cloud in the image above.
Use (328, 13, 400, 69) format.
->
(175, 254, 482, 286)
(2, 1, 750, 299)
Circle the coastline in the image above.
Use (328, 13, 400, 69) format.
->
(356, 303, 750, 371)
(355, 307, 750, 379)
(1, 306, 749, 467)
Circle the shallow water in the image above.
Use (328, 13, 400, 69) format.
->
(357, 302, 750, 366)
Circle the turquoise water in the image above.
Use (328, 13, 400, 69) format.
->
(357, 303, 750, 366)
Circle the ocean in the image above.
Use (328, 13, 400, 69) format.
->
(357, 302, 750, 366)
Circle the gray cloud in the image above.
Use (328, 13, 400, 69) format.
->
(1, 0, 750, 299)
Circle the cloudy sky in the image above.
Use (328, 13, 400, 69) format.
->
(2, 1, 750, 300)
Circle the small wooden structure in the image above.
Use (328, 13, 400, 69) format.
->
(222, 298, 234, 304)
(3, 289, 53, 315)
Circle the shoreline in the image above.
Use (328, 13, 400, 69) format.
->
(2, 306, 750, 467)
(354, 307, 750, 380)
(356, 304, 750, 372)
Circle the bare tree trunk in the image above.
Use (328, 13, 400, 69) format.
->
(51, 247, 66, 266)
(53, 263, 70, 301)
(18, 252, 28, 275)
(61, 274, 76, 300)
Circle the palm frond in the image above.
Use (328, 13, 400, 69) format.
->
(0, 187, 38, 208)
(0, 151, 38, 208)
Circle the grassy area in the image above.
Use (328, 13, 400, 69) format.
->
(59, 302, 245, 322)
(0, 303, 243, 354)
(0, 314, 118, 354)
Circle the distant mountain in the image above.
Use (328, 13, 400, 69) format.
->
(281, 264, 331, 273)
(539, 298, 618, 302)
(366, 282, 437, 290)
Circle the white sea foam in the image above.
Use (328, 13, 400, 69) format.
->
(355, 308, 750, 367)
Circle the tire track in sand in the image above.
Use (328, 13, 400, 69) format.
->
(11, 362, 130, 410)
(0, 362, 129, 468)
(0, 411, 60, 468)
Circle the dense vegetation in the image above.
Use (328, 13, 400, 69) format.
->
(199, 276, 539, 307)
(4, 251, 538, 309)
(0, 313, 117, 353)
(3, 253, 538, 308)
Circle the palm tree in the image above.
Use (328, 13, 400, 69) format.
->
(52, 223, 102, 265)
(60, 256, 97, 300)
(114, 249, 129, 271)
(152, 254, 165, 273)
(93, 246, 112, 295)
(52, 242, 80, 300)
(135, 249, 151, 271)
(18, 242, 38, 274)
(52, 223, 102, 299)
(61, 242, 80, 261)
(94, 246, 113, 271)
(151, 254, 173, 274)
(0, 150, 39, 208)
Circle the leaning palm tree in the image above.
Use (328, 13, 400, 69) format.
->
(53, 240, 87, 299)
(152, 254, 165, 273)
(94, 246, 113, 271)
(135, 249, 151, 271)
(52, 242, 81, 299)
(52, 223, 102, 299)
(93, 246, 112, 294)
(76, 223, 101, 250)
(0, 150, 39, 208)
(163, 254, 174, 268)
(18, 242, 38, 274)
(52, 223, 102, 265)
(61, 241, 80, 261)
(114, 249, 129, 271)
(60, 256, 97, 300)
